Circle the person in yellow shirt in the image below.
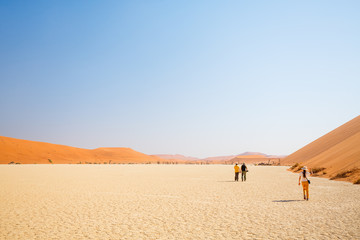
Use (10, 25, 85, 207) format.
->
(234, 163, 240, 181)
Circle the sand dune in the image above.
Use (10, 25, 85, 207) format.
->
(282, 115, 360, 183)
(0, 136, 162, 164)
(1, 165, 359, 239)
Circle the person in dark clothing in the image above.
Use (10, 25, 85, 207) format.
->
(241, 163, 248, 181)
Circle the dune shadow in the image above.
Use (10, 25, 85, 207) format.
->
(272, 200, 303, 203)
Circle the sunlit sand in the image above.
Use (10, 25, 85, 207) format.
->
(1, 165, 359, 239)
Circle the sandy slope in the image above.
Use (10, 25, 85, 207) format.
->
(1, 165, 359, 239)
(0, 136, 162, 164)
(282, 115, 360, 182)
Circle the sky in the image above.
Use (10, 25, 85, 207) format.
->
(1, 1, 359, 158)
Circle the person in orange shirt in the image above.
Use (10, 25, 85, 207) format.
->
(234, 163, 240, 181)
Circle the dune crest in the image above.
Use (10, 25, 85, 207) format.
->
(0, 136, 161, 164)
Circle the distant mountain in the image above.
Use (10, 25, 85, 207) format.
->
(282, 115, 360, 183)
(152, 154, 200, 161)
(153, 152, 286, 164)
(201, 155, 237, 162)
(238, 152, 267, 156)
(153, 154, 242, 163)
(237, 152, 286, 158)
(227, 155, 283, 165)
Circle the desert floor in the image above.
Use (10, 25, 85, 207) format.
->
(1, 165, 359, 240)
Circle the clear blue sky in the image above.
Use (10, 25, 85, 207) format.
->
(1, 1, 359, 158)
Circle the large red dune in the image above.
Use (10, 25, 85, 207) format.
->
(0, 136, 163, 164)
(282, 115, 360, 183)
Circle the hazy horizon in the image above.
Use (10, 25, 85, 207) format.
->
(1, 1, 359, 158)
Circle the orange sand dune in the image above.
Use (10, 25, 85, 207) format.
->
(0, 136, 162, 164)
(282, 115, 360, 182)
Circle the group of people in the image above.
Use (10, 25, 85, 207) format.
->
(234, 163, 248, 182)
(233, 163, 312, 201)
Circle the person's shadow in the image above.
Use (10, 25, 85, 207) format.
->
(272, 200, 303, 203)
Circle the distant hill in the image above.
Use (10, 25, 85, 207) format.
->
(227, 154, 283, 165)
(153, 154, 200, 161)
(152, 154, 237, 163)
(282, 115, 360, 183)
(238, 152, 267, 156)
(153, 152, 286, 164)
(201, 155, 237, 162)
(202, 152, 285, 164)
(0, 136, 162, 164)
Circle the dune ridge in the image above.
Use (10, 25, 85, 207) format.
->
(0, 136, 162, 164)
(282, 115, 360, 182)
